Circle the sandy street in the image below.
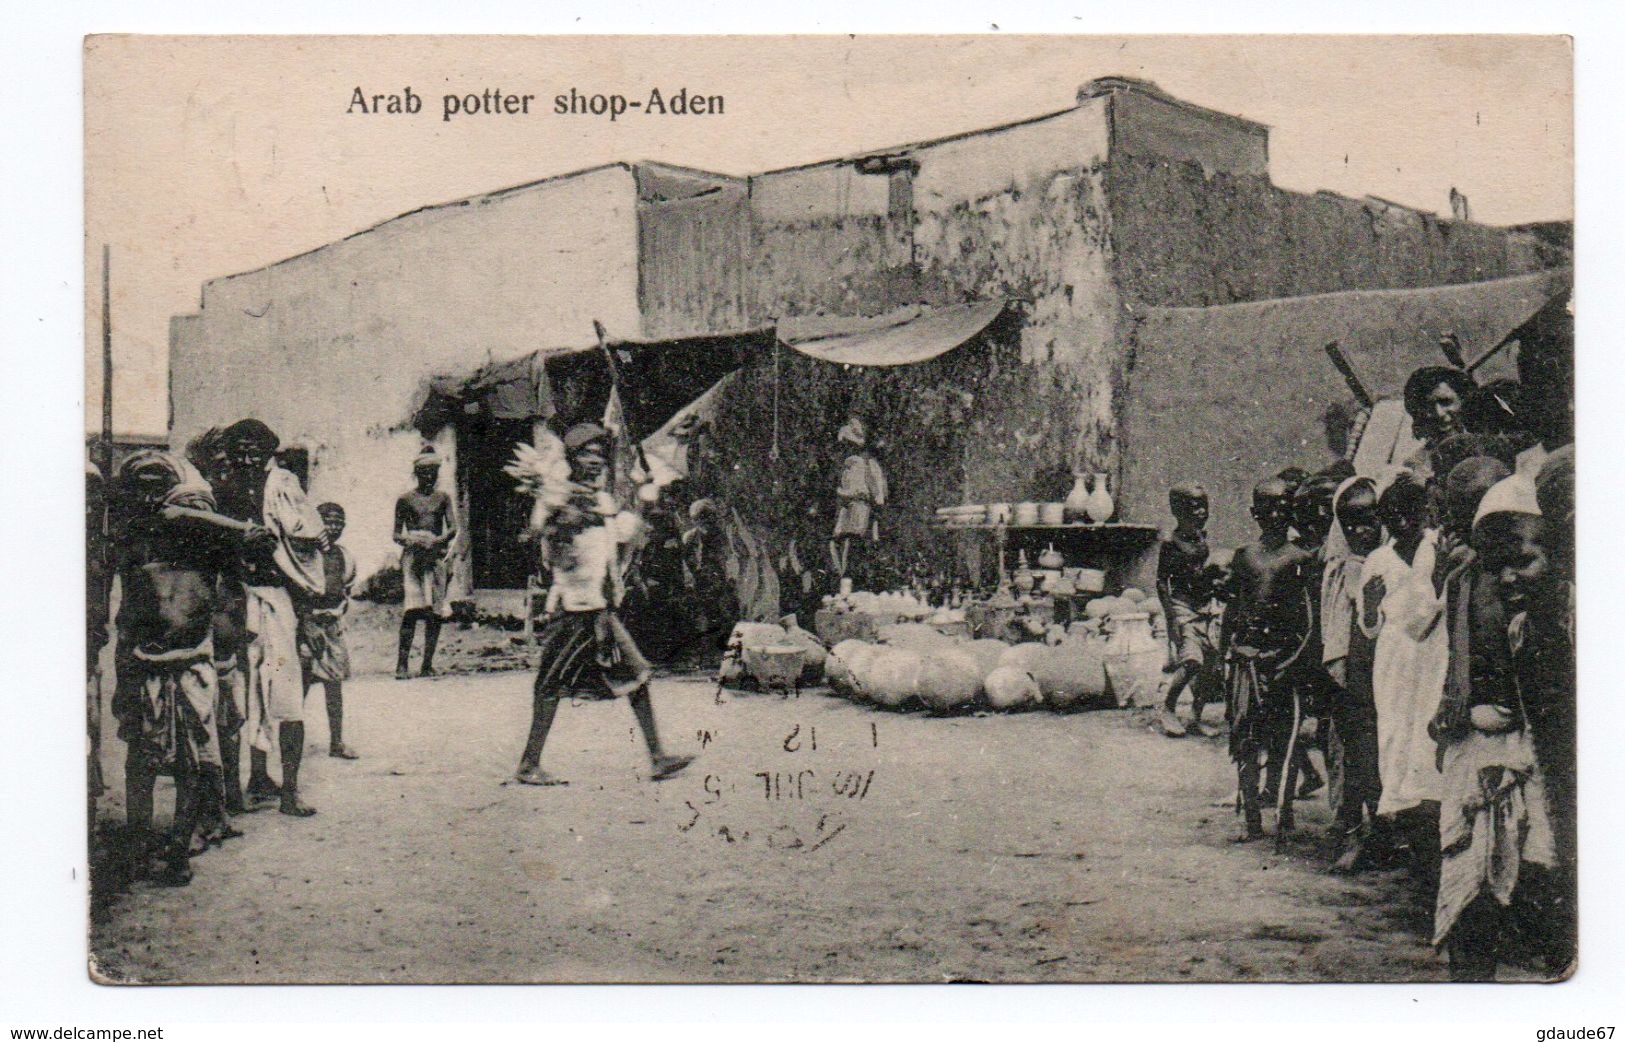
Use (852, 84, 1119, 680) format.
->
(90, 669, 1450, 984)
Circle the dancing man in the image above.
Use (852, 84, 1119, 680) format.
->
(516, 423, 694, 786)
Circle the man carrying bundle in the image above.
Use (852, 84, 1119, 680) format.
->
(216, 419, 327, 818)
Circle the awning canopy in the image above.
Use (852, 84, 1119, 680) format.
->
(781, 299, 1012, 367)
(414, 327, 774, 441)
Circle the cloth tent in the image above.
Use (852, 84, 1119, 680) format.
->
(413, 327, 775, 439)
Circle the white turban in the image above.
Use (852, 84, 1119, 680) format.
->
(1473, 474, 1541, 528)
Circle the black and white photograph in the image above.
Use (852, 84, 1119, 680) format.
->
(78, 33, 1576, 986)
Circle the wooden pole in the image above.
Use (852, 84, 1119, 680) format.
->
(100, 244, 113, 481)
(592, 320, 653, 476)
(1466, 333, 1517, 375)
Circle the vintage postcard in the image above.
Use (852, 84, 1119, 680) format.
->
(84, 34, 1574, 984)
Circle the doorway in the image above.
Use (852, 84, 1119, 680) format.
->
(457, 415, 535, 590)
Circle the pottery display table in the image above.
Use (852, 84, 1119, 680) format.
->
(939, 522, 1161, 591)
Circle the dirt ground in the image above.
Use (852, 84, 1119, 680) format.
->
(88, 637, 1461, 985)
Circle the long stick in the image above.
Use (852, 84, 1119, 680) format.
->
(1323, 341, 1374, 410)
(1437, 331, 1469, 370)
(93, 243, 113, 797)
(1466, 331, 1517, 374)
(592, 320, 653, 477)
(101, 244, 113, 481)
(1275, 689, 1302, 854)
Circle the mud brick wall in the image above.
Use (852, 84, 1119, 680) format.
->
(1106, 153, 1558, 308)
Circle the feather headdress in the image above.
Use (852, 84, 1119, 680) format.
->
(503, 428, 582, 512)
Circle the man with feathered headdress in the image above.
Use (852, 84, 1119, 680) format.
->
(513, 423, 693, 787)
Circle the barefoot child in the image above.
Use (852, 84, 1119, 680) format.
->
(1360, 473, 1447, 874)
(1223, 477, 1315, 841)
(301, 503, 359, 759)
(1320, 477, 1384, 871)
(1155, 483, 1223, 737)
(515, 423, 694, 786)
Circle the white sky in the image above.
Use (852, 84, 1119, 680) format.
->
(84, 34, 1573, 436)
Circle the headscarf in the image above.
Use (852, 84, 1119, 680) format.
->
(413, 447, 442, 470)
(1321, 475, 1376, 664)
(118, 449, 217, 512)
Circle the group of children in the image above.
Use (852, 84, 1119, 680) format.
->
(1153, 363, 1576, 981)
(92, 419, 360, 888)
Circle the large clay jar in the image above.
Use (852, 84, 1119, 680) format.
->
(1101, 612, 1165, 707)
(864, 647, 924, 709)
(917, 648, 985, 714)
(984, 666, 1042, 710)
(1085, 473, 1115, 523)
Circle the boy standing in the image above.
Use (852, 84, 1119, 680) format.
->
(1223, 477, 1316, 842)
(395, 450, 457, 679)
(302, 503, 359, 759)
(1322, 477, 1386, 871)
(516, 423, 694, 786)
(1155, 483, 1223, 737)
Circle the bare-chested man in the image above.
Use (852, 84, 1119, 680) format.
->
(1223, 477, 1316, 843)
(394, 450, 457, 679)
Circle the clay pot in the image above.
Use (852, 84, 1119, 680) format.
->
(1085, 473, 1115, 523)
(1064, 472, 1092, 523)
